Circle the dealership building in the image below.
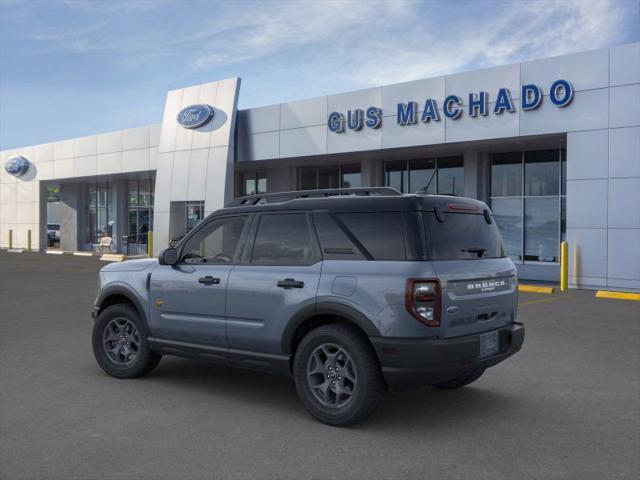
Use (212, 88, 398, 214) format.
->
(1, 42, 639, 291)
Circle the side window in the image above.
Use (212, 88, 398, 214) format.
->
(336, 212, 406, 261)
(251, 213, 316, 265)
(313, 212, 366, 260)
(181, 216, 247, 264)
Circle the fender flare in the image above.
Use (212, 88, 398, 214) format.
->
(281, 301, 381, 354)
(95, 284, 151, 336)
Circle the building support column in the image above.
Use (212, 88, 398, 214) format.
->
(463, 151, 490, 202)
(58, 183, 81, 252)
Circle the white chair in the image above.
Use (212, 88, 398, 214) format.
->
(93, 236, 113, 254)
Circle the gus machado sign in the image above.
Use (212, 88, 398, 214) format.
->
(327, 79, 573, 133)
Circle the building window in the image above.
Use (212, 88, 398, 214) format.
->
(186, 201, 205, 233)
(126, 178, 154, 256)
(242, 171, 267, 196)
(46, 185, 60, 202)
(383, 156, 463, 195)
(297, 164, 361, 190)
(86, 182, 113, 245)
(490, 149, 566, 263)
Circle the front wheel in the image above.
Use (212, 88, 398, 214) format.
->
(293, 324, 385, 427)
(92, 303, 161, 379)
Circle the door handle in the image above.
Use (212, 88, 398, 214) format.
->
(198, 276, 220, 285)
(277, 278, 304, 289)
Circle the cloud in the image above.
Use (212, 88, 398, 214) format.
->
(326, 0, 629, 88)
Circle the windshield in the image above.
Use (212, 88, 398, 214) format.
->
(424, 212, 506, 260)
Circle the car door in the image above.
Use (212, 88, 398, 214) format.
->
(148, 214, 250, 354)
(226, 211, 322, 369)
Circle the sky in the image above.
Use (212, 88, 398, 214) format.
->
(1, 0, 639, 150)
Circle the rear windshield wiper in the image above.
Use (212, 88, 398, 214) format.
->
(460, 247, 487, 258)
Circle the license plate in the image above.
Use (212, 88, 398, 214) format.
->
(479, 331, 499, 358)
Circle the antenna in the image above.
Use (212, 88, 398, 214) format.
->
(417, 170, 437, 194)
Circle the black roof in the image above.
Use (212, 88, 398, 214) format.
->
(220, 188, 488, 215)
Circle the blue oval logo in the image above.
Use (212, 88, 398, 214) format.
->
(176, 104, 214, 129)
(5, 156, 30, 177)
(446, 306, 459, 315)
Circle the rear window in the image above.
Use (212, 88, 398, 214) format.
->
(424, 212, 505, 260)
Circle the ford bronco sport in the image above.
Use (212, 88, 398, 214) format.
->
(92, 187, 524, 426)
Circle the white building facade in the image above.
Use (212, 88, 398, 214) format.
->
(1, 43, 639, 291)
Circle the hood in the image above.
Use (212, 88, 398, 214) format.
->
(100, 258, 158, 272)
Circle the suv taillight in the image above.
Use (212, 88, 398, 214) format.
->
(405, 279, 441, 327)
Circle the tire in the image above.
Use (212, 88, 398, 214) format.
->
(432, 369, 485, 390)
(293, 323, 385, 427)
(92, 303, 161, 379)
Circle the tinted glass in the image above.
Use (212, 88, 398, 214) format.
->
(244, 178, 256, 195)
(337, 212, 405, 260)
(437, 156, 464, 196)
(299, 167, 317, 190)
(128, 180, 138, 206)
(561, 149, 566, 196)
(384, 161, 407, 193)
(341, 164, 361, 188)
(524, 197, 559, 261)
(424, 212, 505, 260)
(313, 212, 366, 260)
(182, 216, 247, 264)
(318, 165, 340, 189)
(491, 152, 522, 197)
(409, 158, 435, 193)
(257, 175, 267, 193)
(491, 198, 523, 261)
(251, 214, 315, 265)
(525, 150, 559, 196)
(186, 203, 204, 232)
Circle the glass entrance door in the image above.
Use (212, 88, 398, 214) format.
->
(126, 178, 154, 256)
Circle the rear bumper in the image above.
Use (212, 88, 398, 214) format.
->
(370, 323, 524, 390)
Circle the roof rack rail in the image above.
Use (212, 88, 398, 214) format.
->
(226, 187, 402, 207)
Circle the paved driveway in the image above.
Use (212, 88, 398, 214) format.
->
(1, 252, 638, 479)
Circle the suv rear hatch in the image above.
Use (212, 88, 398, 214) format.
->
(423, 202, 518, 339)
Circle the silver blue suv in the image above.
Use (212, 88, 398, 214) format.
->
(91, 188, 524, 426)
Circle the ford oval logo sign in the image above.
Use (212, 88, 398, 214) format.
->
(5, 156, 30, 177)
(176, 104, 214, 129)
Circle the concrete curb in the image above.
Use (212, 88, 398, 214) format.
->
(595, 290, 640, 302)
(518, 284, 555, 294)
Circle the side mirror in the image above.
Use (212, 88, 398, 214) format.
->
(158, 248, 178, 266)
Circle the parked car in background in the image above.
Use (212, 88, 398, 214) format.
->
(47, 223, 60, 246)
(91, 188, 524, 426)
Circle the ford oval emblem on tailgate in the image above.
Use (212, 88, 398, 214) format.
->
(446, 306, 459, 314)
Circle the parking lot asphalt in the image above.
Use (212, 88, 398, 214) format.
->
(0, 251, 638, 480)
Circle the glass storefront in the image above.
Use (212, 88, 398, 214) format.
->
(384, 157, 464, 195)
(298, 164, 361, 190)
(126, 178, 154, 256)
(242, 171, 267, 196)
(490, 149, 566, 263)
(186, 201, 205, 233)
(86, 182, 114, 248)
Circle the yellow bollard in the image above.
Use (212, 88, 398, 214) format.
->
(28, 229, 32, 252)
(560, 241, 568, 292)
(8, 229, 12, 249)
(147, 231, 154, 258)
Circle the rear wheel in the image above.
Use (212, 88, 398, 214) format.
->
(293, 324, 384, 427)
(92, 303, 161, 379)
(432, 369, 485, 389)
